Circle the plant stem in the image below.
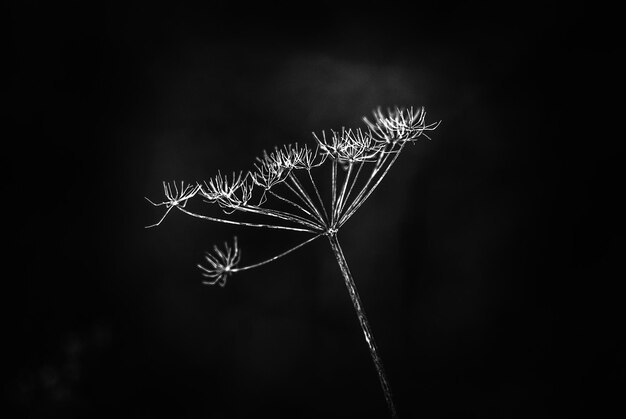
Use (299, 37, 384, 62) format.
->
(175, 207, 317, 233)
(233, 234, 322, 272)
(327, 233, 398, 419)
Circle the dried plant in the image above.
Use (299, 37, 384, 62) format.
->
(146, 106, 439, 418)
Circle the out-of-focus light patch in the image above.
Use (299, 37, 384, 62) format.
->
(265, 54, 429, 129)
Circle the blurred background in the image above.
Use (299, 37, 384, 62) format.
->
(7, 1, 623, 418)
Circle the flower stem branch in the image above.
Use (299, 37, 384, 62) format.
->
(176, 207, 317, 233)
(287, 172, 326, 224)
(339, 143, 405, 228)
(307, 169, 329, 221)
(327, 232, 397, 419)
(334, 162, 353, 224)
(234, 233, 322, 272)
(331, 157, 338, 224)
(339, 159, 365, 216)
(268, 189, 320, 223)
(236, 204, 324, 231)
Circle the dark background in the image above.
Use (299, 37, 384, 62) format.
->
(7, 1, 623, 418)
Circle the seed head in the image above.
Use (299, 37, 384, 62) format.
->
(197, 236, 241, 287)
(364, 106, 440, 144)
(286, 143, 327, 170)
(252, 149, 291, 191)
(313, 128, 384, 165)
(144, 181, 202, 227)
(200, 171, 253, 211)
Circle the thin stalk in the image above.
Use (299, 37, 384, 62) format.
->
(339, 159, 365, 216)
(307, 169, 329, 221)
(278, 177, 325, 225)
(268, 190, 320, 223)
(176, 207, 317, 233)
(288, 172, 326, 224)
(334, 162, 353, 224)
(339, 151, 392, 225)
(339, 144, 405, 228)
(237, 204, 323, 231)
(234, 234, 322, 272)
(331, 157, 338, 224)
(327, 233, 397, 419)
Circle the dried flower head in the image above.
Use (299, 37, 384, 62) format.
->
(252, 150, 291, 191)
(147, 105, 440, 419)
(197, 236, 241, 287)
(144, 181, 202, 227)
(313, 128, 383, 164)
(274, 144, 304, 170)
(200, 171, 253, 211)
(364, 106, 440, 144)
(289, 143, 327, 170)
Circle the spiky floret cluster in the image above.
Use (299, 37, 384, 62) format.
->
(364, 106, 440, 144)
(197, 237, 241, 287)
(144, 181, 202, 228)
(200, 171, 254, 211)
(252, 143, 326, 193)
(314, 128, 384, 164)
(147, 106, 439, 279)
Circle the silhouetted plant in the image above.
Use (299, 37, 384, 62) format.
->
(146, 106, 439, 418)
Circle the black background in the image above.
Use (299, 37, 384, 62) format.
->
(7, 1, 623, 418)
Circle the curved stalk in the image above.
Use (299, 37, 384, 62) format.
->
(176, 207, 317, 233)
(327, 233, 397, 419)
(234, 234, 322, 272)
